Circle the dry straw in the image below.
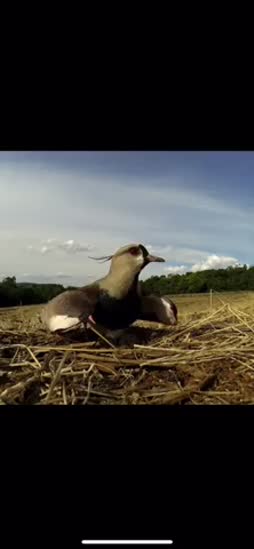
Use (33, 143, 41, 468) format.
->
(1, 298, 254, 405)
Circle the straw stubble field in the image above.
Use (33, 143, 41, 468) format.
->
(1, 291, 254, 405)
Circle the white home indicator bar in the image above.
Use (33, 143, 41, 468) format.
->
(81, 542, 173, 545)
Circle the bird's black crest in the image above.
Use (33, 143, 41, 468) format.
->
(88, 255, 113, 263)
(139, 244, 149, 257)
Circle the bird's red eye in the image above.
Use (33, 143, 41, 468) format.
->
(129, 247, 139, 256)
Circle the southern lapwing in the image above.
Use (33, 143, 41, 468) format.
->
(41, 243, 165, 336)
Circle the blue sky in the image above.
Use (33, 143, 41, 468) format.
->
(0, 151, 253, 285)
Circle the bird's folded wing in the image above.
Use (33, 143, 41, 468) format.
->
(42, 286, 100, 332)
(138, 295, 159, 322)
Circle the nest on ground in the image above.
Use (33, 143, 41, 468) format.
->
(1, 303, 254, 405)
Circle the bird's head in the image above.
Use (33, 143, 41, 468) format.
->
(90, 243, 165, 276)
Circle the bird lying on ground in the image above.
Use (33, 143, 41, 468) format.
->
(139, 294, 177, 325)
(41, 243, 165, 339)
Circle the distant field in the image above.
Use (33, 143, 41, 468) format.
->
(0, 303, 43, 313)
(169, 291, 254, 318)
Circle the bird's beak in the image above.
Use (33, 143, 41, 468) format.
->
(146, 254, 165, 263)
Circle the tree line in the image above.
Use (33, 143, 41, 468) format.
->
(0, 265, 253, 308)
(140, 264, 253, 295)
(0, 277, 76, 308)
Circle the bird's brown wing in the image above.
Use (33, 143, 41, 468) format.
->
(138, 295, 160, 322)
(41, 284, 101, 331)
(138, 295, 177, 325)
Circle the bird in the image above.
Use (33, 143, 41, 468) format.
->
(139, 294, 177, 325)
(41, 243, 165, 337)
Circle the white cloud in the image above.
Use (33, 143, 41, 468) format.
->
(164, 254, 245, 275)
(165, 265, 188, 275)
(58, 240, 94, 254)
(28, 239, 94, 256)
(41, 245, 50, 254)
(191, 255, 241, 272)
(56, 272, 72, 279)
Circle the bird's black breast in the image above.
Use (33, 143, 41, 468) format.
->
(94, 291, 141, 330)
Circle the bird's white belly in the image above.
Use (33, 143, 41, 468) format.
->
(48, 315, 81, 332)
